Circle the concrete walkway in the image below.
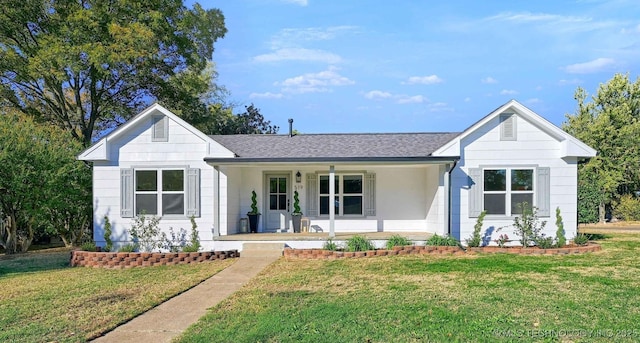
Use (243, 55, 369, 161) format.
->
(92, 244, 282, 343)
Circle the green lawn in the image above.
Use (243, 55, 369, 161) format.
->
(177, 234, 640, 343)
(0, 249, 235, 343)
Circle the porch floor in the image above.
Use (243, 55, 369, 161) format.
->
(214, 231, 433, 242)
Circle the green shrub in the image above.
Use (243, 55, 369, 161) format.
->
(118, 244, 137, 252)
(323, 238, 338, 251)
(184, 216, 201, 252)
(466, 211, 486, 247)
(345, 235, 375, 252)
(573, 234, 590, 246)
(161, 227, 187, 252)
(386, 234, 412, 250)
(103, 216, 113, 252)
(128, 213, 162, 252)
(426, 234, 459, 247)
(613, 194, 640, 221)
(555, 207, 566, 247)
(80, 242, 97, 252)
(513, 202, 547, 247)
(535, 236, 555, 249)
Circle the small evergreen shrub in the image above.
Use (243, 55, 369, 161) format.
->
(103, 216, 113, 252)
(345, 235, 375, 252)
(118, 244, 137, 252)
(613, 194, 640, 221)
(555, 207, 566, 247)
(426, 234, 459, 247)
(184, 216, 201, 252)
(386, 234, 412, 250)
(80, 242, 97, 252)
(573, 234, 590, 246)
(466, 211, 486, 247)
(323, 238, 338, 251)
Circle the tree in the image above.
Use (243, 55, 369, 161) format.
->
(0, 108, 91, 253)
(563, 73, 640, 222)
(216, 104, 279, 134)
(0, 0, 226, 146)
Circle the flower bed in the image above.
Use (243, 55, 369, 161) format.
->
(70, 250, 239, 268)
(283, 243, 601, 259)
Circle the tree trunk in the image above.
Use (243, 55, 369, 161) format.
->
(599, 201, 606, 223)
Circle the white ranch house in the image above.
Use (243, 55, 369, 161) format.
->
(78, 100, 596, 251)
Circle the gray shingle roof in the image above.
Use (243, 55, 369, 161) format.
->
(209, 132, 460, 159)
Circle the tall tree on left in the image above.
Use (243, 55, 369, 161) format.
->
(0, 108, 91, 253)
(0, 0, 226, 146)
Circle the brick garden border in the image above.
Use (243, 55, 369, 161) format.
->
(283, 243, 601, 259)
(70, 250, 239, 269)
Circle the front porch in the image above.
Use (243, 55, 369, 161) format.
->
(211, 231, 434, 252)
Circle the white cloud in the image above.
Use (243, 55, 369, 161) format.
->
(281, 0, 308, 6)
(364, 90, 393, 99)
(362, 90, 428, 104)
(253, 48, 342, 64)
(558, 78, 582, 86)
(563, 58, 615, 74)
(500, 89, 519, 95)
(426, 102, 453, 112)
(396, 95, 426, 104)
(270, 26, 357, 49)
(402, 75, 443, 85)
(620, 23, 640, 34)
(276, 67, 354, 93)
(481, 77, 498, 84)
(250, 92, 284, 99)
(464, 97, 471, 102)
(526, 98, 541, 104)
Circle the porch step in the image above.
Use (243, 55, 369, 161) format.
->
(241, 242, 285, 258)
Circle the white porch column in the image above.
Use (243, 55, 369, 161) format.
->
(329, 165, 335, 238)
(443, 164, 450, 236)
(213, 165, 220, 236)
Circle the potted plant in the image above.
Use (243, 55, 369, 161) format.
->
(291, 190, 303, 233)
(247, 190, 260, 233)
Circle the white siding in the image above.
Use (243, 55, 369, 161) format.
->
(452, 113, 579, 245)
(92, 114, 223, 250)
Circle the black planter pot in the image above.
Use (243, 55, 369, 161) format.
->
(292, 214, 302, 233)
(248, 214, 260, 233)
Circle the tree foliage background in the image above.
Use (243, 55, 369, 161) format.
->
(0, 0, 227, 146)
(563, 73, 640, 223)
(0, 108, 91, 253)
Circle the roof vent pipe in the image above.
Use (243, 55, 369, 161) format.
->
(288, 118, 294, 137)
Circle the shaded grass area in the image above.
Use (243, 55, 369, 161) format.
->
(178, 234, 640, 343)
(0, 251, 235, 343)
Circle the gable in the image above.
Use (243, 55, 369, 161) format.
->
(432, 100, 596, 159)
(78, 103, 235, 161)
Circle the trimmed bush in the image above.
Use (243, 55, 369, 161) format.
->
(466, 211, 486, 247)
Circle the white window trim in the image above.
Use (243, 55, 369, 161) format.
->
(318, 173, 365, 217)
(134, 167, 187, 218)
(482, 167, 535, 217)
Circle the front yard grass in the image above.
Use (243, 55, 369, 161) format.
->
(0, 250, 234, 342)
(178, 234, 640, 342)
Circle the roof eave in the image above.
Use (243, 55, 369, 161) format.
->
(204, 156, 460, 165)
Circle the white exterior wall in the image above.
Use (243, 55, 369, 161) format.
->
(451, 114, 579, 245)
(92, 114, 225, 250)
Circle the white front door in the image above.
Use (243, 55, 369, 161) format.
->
(266, 175, 290, 232)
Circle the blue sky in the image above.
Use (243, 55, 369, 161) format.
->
(195, 0, 640, 134)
